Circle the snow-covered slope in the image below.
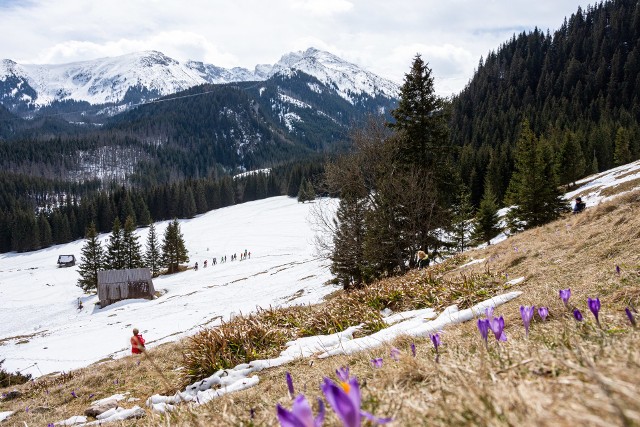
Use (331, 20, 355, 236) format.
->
(0, 48, 399, 108)
(0, 196, 338, 377)
(21, 51, 210, 105)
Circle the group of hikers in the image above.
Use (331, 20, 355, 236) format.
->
(194, 250, 251, 271)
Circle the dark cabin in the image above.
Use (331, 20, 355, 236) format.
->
(97, 268, 155, 308)
(57, 255, 76, 267)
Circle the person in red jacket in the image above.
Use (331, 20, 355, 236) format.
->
(131, 328, 146, 354)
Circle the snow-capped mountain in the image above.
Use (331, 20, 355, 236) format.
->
(266, 48, 399, 104)
(0, 48, 399, 113)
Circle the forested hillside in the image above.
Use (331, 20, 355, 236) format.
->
(451, 0, 640, 205)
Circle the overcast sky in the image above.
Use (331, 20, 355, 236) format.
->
(0, 0, 593, 96)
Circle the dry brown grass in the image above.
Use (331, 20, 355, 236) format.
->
(2, 191, 640, 426)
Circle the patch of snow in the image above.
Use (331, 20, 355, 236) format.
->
(278, 92, 311, 109)
(55, 415, 87, 425)
(146, 292, 520, 409)
(459, 258, 486, 268)
(282, 111, 302, 131)
(0, 411, 14, 423)
(505, 277, 525, 286)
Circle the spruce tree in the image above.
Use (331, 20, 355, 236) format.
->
(449, 186, 474, 253)
(613, 127, 632, 166)
(77, 222, 104, 292)
(389, 54, 449, 171)
(105, 217, 126, 270)
(297, 179, 315, 203)
(557, 131, 586, 187)
(330, 196, 368, 289)
(144, 222, 162, 277)
(505, 121, 567, 231)
(472, 186, 501, 246)
(122, 216, 143, 269)
(38, 213, 52, 249)
(162, 219, 189, 274)
(388, 54, 454, 250)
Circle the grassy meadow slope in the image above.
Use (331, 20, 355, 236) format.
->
(2, 189, 639, 426)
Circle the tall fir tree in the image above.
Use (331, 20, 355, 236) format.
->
(297, 179, 315, 203)
(77, 222, 104, 292)
(505, 120, 567, 231)
(105, 217, 126, 270)
(37, 213, 53, 249)
(613, 126, 632, 166)
(330, 196, 368, 289)
(122, 216, 143, 269)
(472, 186, 501, 246)
(449, 186, 475, 253)
(162, 219, 189, 274)
(144, 222, 162, 277)
(389, 54, 449, 172)
(387, 54, 454, 251)
(556, 131, 586, 187)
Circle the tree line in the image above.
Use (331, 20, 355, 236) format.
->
(0, 159, 325, 253)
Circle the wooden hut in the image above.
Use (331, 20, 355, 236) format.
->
(97, 268, 155, 308)
(57, 254, 76, 267)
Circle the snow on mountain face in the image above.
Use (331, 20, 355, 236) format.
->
(266, 48, 399, 104)
(0, 48, 399, 108)
(20, 51, 210, 105)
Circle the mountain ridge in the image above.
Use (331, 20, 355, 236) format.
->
(0, 48, 399, 114)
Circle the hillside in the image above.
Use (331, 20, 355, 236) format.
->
(449, 0, 640, 205)
(0, 164, 638, 425)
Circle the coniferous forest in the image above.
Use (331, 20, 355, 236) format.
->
(0, 0, 639, 257)
(450, 0, 640, 205)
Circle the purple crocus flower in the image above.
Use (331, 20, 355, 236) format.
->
(626, 308, 636, 327)
(321, 376, 392, 427)
(588, 298, 601, 326)
(410, 342, 416, 357)
(71, 390, 77, 398)
(276, 394, 325, 427)
(477, 318, 490, 345)
(429, 333, 441, 353)
(485, 307, 494, 320)
(48, 424, 55, 427)
(336, 367, 350, 382)
(390, 347, 401, 361)
(490, 316, 506, 341)
(370, 358, 383, 368)
(559, 289, 571, 306)
(286, 372, 295, 399)
(538, 307, 549, 321)
(573, 308, 583, 321)
(520, 305, 535, 338)
(616, 265, 621, 275)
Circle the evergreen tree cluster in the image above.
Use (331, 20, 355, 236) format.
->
(77, 218, 188, 292)
(327, 50, 572, 288)
(450, 0, 640, 205)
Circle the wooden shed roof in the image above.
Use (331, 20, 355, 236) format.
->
(97, 268, 152, 285)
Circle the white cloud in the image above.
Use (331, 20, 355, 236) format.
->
(0, 0, 597, 95)
(291, 0, 353, 15)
